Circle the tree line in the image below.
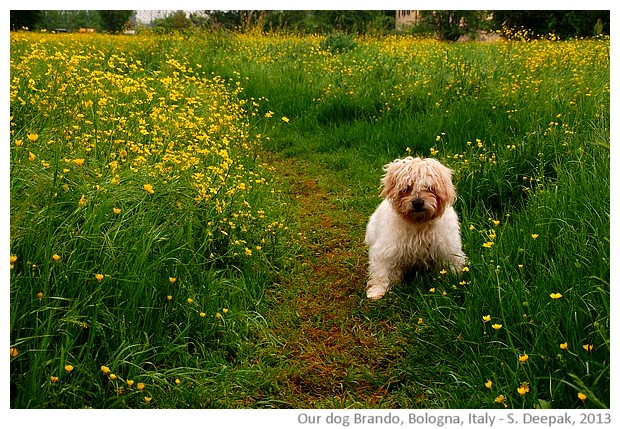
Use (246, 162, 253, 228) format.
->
(10, 10, 610, 39)
(10, 10, 134, 33)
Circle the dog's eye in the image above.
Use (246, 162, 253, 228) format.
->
(402, 185, 413, 194)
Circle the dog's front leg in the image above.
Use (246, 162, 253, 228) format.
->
(366, 259, 403, 300)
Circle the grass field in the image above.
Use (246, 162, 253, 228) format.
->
(10, 29, 609, 409)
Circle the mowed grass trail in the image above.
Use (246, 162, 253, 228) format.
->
(259, 154, 411, 407)
(10, 30, 609, 409)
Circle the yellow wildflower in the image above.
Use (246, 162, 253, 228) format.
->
(144, 396, 152, 404)
(109, 373, 117, 380)
(491, 323, 502, 330)
(36, 292, 43, 300)
(27, 133, 39, 142)
(199, 312, 206, 317)
(482, 315, 491, 322)
(531, 234, 539, 240)
(519, 354, 529, 363)
(550, 292, 562, 300)
(494, 394, 507, 407)
(10, 347, 19, 357)
(52, 254, 61, 262)
(78, 194, 87, 207)
(127, 380, 134, 388)
(112, 207, 121, 215)
(28, 151, 36, 161)
(187, 298, 193, 304)
(485, 380, 493, 389)
(517, 383, 530, 396)
(101, 365, 111, 374)
(169, 277, 176, 283)
(577, 392, 587, 401)
(50, 376, 59, 383)
(583, 344, 593, 352)
(175, 378, 181, 385)
(73, 158, 85, 167)
(281, 116, 289, 123)
(95, 273, 104, 282)
(560, 342, 568, 350)
(137, 382, 145, 390)
(143, 183, 154, 194)
(64, 365, 74, 372)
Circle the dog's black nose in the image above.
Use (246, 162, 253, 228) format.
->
(412, 199, 425, 212)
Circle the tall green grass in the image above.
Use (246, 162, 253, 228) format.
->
(209, 30, 609, 408)
(10, 29, 609, 408)
(10, 31, 290, 408)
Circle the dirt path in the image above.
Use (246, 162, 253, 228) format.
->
(263, 153, 406, 408)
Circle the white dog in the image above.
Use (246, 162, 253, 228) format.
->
(365, 156, 466, 300)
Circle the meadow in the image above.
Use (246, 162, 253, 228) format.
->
(9, 29, 609, 409)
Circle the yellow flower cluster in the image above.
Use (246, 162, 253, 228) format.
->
(10, 32, 287, 259)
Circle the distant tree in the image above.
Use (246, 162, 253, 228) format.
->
(204, 10, 394, 34)
(492, 10, 610, 37)
(311, 10, 393, 34)
(188, 11, 210, 29)
(420, 10, 488, 41)
(152, 10, 192, 32)
(366, 12, 396, 35)
(264, 10, 308, 32)
(10, 10, 43, 30)
(203, 10, 247, 29)
(39, 10, 102, 31)
(98, 10, 134, 33)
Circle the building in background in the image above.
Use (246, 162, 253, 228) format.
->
(395, 10, 421, 30)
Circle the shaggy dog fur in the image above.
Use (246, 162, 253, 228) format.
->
(365, 157, 466, 300)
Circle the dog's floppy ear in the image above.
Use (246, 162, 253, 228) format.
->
(379, 158, 404, 199)
(429, 160, 457, 208)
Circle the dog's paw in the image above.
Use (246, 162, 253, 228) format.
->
(366, 285, 387, 300)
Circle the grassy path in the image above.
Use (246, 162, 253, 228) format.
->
(261, 153, 413, 408)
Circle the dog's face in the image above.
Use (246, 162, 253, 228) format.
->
(380, 157, 456, 223)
